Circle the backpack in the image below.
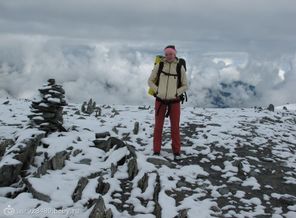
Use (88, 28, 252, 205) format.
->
(148, 55, 188, 104)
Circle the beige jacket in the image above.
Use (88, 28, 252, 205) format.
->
(148, 57, 188, 100)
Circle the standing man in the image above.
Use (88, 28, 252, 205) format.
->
(148, 45, 188, 159)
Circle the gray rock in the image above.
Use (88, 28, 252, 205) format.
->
(95, 107, 102, 117)
(89, 196, 110, 218)
(147, 157, 176, 168)
(0, 139, 14, 158)
(93, 137, 126, 152)
(0, 162, 23, 186)
(0, 132, 44, 186)
(153, 173, 161, 218)
(133, 122, 139, 135)
(96, 176, 110, 195)
(81, 101, 87, 113)
(111, 163, 117, 178)
(217, 187, 230, 195)
(267, 104, 275, 112)
(177, 209, 189, 218)
(127, 158, 138, 180)
(78, 158, 92, 165)
(24, 178, 51, 202)
(279, 195, 296, 206)
(138, 173, 149, 192)
(51, 151, 70, 170)
(138, 105, 150, 110)
(73, 149, 82, 157)
(72, 177, 89, 202)
(95, 132, 111, 139)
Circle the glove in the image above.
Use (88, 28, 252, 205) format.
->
(179, 94, 184, 102)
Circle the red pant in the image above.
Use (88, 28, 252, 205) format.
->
(153, 99, 181, 154)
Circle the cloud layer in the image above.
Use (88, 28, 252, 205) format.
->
(0, 35, 295, 107)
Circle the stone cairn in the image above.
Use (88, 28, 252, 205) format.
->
(81, 98, 101, 117)
(28, 79, 67, 133)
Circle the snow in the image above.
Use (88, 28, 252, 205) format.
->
(0, 97, 296, 217)
(242, 177, 261, 190)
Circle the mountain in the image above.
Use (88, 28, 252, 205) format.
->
(206, 80, 257, 108)
(0, 97, 296, 218)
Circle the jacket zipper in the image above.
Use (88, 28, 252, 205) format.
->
(164, 62, 171, 99)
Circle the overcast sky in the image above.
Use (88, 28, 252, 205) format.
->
(1, 0, 296, 53)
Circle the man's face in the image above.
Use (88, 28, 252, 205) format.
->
(165, 50, 176, 62)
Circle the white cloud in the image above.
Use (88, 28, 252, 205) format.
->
(0, 35, 295, 107)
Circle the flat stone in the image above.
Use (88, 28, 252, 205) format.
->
(72, 177, 89, 202)
(24, 178, 51, 202)
(147, 157, 176, 168)
(95, 132, 111, 139)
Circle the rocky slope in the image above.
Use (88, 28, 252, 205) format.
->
(0, 97, 295, 218)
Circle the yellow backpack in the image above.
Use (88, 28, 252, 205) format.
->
(148, 55, 163, 96)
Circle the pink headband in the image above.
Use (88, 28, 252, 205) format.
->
(164, 47, 176, 54)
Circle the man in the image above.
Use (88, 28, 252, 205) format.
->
(148, 45, 188, 159)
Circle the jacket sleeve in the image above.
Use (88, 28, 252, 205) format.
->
(148, 63, 159, 93)
(176, 65, 188, 96)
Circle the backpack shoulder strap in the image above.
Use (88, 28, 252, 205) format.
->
(155, 61, 164, 86)
(176, 58, 186, 88)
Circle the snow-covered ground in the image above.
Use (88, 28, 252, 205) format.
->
(0, 97, 296, 218)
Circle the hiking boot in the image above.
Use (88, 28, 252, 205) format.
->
(153, 152, 160, 156)
(173, 153, 181, 160)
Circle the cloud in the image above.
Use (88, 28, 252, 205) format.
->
(0, 35, 295, 107)
(0, 0, 296, 53)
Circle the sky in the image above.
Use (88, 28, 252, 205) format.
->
(0, 0, 296, 107)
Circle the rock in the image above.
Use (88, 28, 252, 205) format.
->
(73, 149, 82, 157)
(78, 158, 92, 165)
(138, 105, 150, 110)
(33, 150, 70, 177)
(82, 98, 97, 115)
(89, 196, 111, 218)
(177, 209, 188, 218)
(81, 101, 87, 113)
(133, 122, 139, 135)
(138, 173, 149, 193)
(127, 158, 138, 180)
(267, 104, 275, 112)
(217, 187, 230, 195)
(279, 195, 296, 206)
(0, 132, 44, 186)
(283, 106, 288, 111)
(24, 178, 51, 202)
(0, 139, 14, 158)
(72, 177, 89, 202)
(95, 132, 111, 139)
(93, 137, 126, 152)
(153, 173, 161, 218)
(2, 100, 9, 105)
(147, 157, 176, 168)
(96, 176, 110, 195)
(95, 107, 102, 117)
(51, 151, 70, 170)
(33, 159, 51, 177)
(28, 78, 67, 133)
(111, 163, 117, 178)
(0, 161, 23, 186)
(112, 126, 118, 134)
